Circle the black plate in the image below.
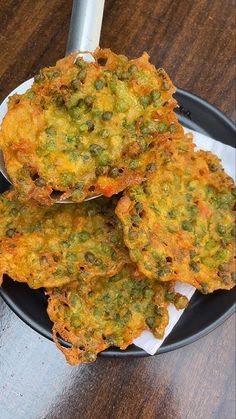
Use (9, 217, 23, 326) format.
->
(0, 88, 235, 358)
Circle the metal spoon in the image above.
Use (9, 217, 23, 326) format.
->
(0, 0, 105, 202)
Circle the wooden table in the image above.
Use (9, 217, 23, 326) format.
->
(0, 1, 235, 418)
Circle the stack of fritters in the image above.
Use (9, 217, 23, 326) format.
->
(0, 49, 235, 364)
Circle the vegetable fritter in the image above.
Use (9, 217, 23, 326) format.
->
(0, 192, 127, 288)
(47, 264, 188, 365)
(116, 134, 236, 294)
(0, 49, 183, 205)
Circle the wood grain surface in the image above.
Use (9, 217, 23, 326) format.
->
(0, 1, 235, 418)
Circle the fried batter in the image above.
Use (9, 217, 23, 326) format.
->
(0, 49, 183, 205)
(0, 192, 127, 288)
(47, 264, 188, 365)
(116, 134, 236, 293)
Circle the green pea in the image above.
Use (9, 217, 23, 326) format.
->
(129, 160, 139, 170)
(60, 172, 74, 186)
(54, 95, 64, 107)
(34, 73, 45, 83)
(109, 167, 120, 177)
(146, 317, 155, 327)
(70, 79, 80, 90)
(158, 266, 170, 277)
(128, 64, 138, 74)
(128, 229, 138, 240)
(182, 220, 193, 232)
(135, 202, 143, 214)
(168, 209, 177, 219)
(68, 107, 80, 119)
(75, 57, 87, 68)
(77, 98, 85, 108)
(137, 136, 148, 152)
(84, 95, 95, 107)
(141, 126, 151, 135)
(155, 307, 163, 316)
(75, 181, 84, 190)
(118, 71, 130, 80)
(231, 227, 236, 237)
(71, 190, 82, 200)
(165, 292, 174, 302)
(188, 204, 198, 216)
(189, 261, 200, 272)
(84, 251, 96, 264)
(175, 295, 188, 309)
(66, 252, 77, 262)
(144, 288, 154, 298)
(98, 152, 109, 166)
(77, 69, 87, 81)
(189, 249, 197, 259)
(102, 111, 113, 121)
(146, 162, 157, 173)
(80, 123, 88, 132)
(200, 283, 209, 294)
(169, 123, 178, 133)
(10, 208, 18, 216)
(217, 224, 226, 235)
(98, 129, 109, 138)
(46, 71, 60, 79)
(6, 228, 16, 238)
(94, 79, 105, 90)
(38, 98, 45, 111)
(151, 89, 161, 101)
(53, 268, 64, 276)
(66, 135, 78, 143)
(82, 153, 90, 161)
(89, 144, 103, 156)
(86, 120, 94, 132)
(139, 95, 151, 108)
(95, 166, 105, 176)
(157, 122, 167, 133)
(70, 314, 81, 328)
(231, 272, 236, 282)
(35, 178, 46, 187)
(84, 352, 96, 362)
(77, 231, 91, 242)
(45, 127, 56, 136)
(28, 221, 42, 233)
(27, 91, 35, 101)
(208, 162, 218, 172)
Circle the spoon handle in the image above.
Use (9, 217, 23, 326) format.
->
(66, 0, 105, 55)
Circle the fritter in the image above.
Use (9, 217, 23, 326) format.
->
(0, 192, 127, 288)
(0, 48, 183, 205)
(47, 264, 188, 364)
(116, 134, 236, 294)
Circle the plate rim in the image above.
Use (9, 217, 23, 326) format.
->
(0, 87, 235, 358)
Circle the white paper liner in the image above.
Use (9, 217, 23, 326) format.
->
(134, 129, 235, 354)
